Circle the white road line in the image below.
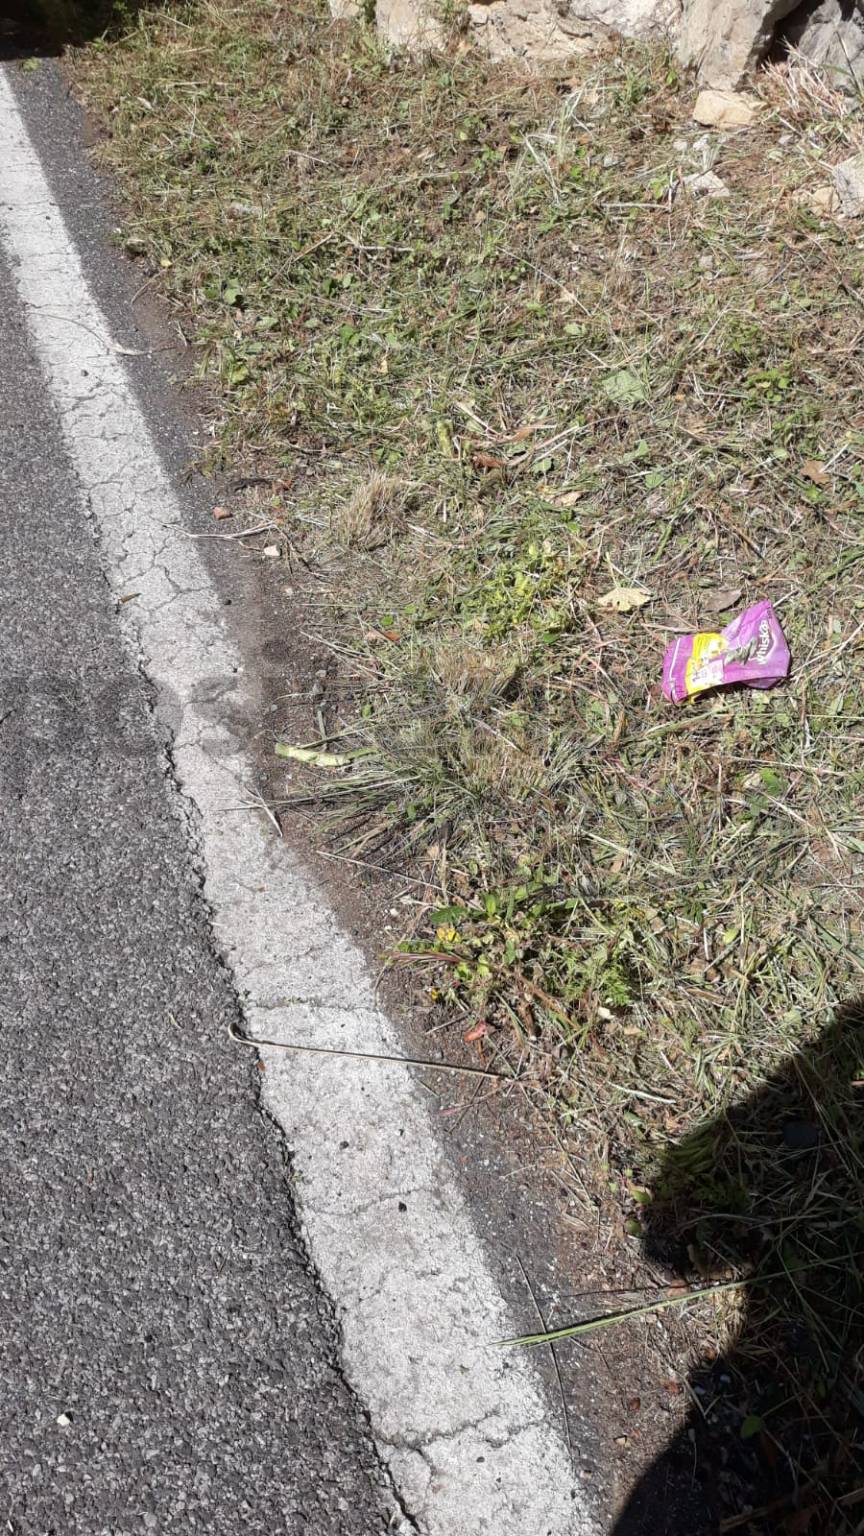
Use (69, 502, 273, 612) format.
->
(0, 67, 593, 1536)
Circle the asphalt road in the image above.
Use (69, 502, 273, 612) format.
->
(0, 245, 396, 1534)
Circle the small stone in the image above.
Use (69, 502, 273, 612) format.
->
(56, 1413, 72, 1428)
(692, 132, 718, 172)
(797, 183, 841, 216)
(832, 150, 864, 216)
(262, 544, 280, 559)
(692, 89, 757, 129)
(684, 170, 729, 199)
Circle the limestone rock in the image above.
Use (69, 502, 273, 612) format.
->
(794, 183, 841, 215)
(466, 0, 579, 61)
(678, 0, 799, 89)
(832, 150, 864, 217)
(376, 0, 444, 46)
(465, 0, 679, 61)
(684, 169, 730, 196)
(692, 88, 759, 126)
(780, 0, 864, 97)
(328, 0, 864, 97)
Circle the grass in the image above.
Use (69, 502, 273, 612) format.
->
(72, 2, 864, 1162)
(70, 8, 864, 1520)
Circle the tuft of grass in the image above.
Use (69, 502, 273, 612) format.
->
(333, 471, 409, 550)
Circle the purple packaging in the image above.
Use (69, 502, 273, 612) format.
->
(662, 600, 790, 705)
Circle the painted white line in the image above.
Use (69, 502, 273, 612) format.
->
(0, 68, 593, 1536)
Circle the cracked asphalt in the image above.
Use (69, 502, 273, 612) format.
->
(0, 245, 397, 1533)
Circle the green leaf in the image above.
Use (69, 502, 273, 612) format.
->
(740, 1415, 764, 1440)
(603, 368, 647, 407)
(429, 904, 471, 926)
(759, 768, 785, 795)
(644, 468, 668, 489)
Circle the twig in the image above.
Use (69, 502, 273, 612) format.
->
(516, 1257, 575, 1473)
(318, 847, 445, 892)
(228, 1019, 512, 1080)
(502, 1252, 864, 1348)
(245, 784, 283, 839)
(187, 521, 277, 541)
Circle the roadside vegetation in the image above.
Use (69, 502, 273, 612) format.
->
(71, 0, 864, 1177)
(69, 2, 864, 1523)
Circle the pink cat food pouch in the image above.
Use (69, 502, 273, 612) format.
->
(662, 600, 790, 705)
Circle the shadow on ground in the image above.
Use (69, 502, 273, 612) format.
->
(615, 999, 864, 1534)
(0, 1, 164, 54)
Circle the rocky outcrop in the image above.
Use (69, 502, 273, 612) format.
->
(334, 0, 864, 96)
(779, 0, 864, 93)
(833, 147, 864, 213)
(678, 0, 799, 87)
(466, 0, 679, 62)
(679, 0, 864, 90)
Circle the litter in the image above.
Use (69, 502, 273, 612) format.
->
(662, 599, 789, 704)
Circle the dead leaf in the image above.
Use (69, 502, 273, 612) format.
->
(801, 458, 830, 487)
(365, 627, 401, 644)
(212, 505, 233, 521)
(545, 488, 584, 508)
(597, 586, 651, 614)
(701, 587, 741, 614)
(464, 1021, 489, 1043)
(682, 413, 708, 438)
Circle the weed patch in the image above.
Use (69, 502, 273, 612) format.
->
(69, 7, 864, 1519)
(71, 1, 864, 1176)
(71, 23, 864, 1498)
